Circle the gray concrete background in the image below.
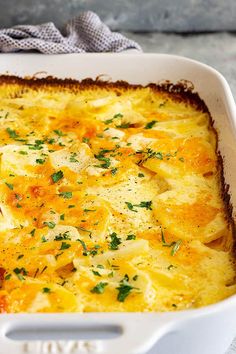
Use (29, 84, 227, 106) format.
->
(0, 0, 235, 32)
(127, 31, 236, 98)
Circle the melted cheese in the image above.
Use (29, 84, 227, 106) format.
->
(0, 78, 234, 314)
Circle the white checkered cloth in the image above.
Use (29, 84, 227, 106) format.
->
(0, 11, 141, 53)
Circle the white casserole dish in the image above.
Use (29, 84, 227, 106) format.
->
(0, 53, 235, 354)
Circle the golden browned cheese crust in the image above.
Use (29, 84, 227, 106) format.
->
(0, 76, 234, 313)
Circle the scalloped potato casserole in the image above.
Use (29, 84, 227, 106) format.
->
(0, 76, 234, 313)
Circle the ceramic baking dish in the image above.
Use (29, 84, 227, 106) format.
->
(0, 53, 235, 354)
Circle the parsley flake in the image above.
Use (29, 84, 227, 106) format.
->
(104, 113, 123, 125)
(6, 127, 18, 139)
(116, 122, 130, 129)
(90, 282, 108, 294)
(36, 158, 45, 164)
(5, 182, 13, 190)
(109, 232, 122, 250)
(161, 228, 182, 256)
(43, 221, 56, 229)
(116, 277, 136, 302)
(126, 234, 136, 240)
(51, 170, 64, 183)
(60, 242, 71, 250)
(53, 129, 64, 136)
(125, 201, 152, 212)
(82, 137, 90, 144)
(144, 120, 157, 129)
(42, 287, 51, 293)
(59, 191, 72, 199)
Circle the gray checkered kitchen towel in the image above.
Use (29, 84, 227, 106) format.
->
(0, 11, 141, 54)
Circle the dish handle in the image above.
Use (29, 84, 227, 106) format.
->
(0, 313, 177, 354)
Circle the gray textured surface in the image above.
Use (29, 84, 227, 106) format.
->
(0, 0, 236, 32)
(127, 31, 236, 99)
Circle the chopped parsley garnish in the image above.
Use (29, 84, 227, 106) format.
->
(145, 148, 163, 160)
(13, 267, 27, 281)
(90, 282, 108, 294)
(19, 151, 28, 155)
(68, 204, 75, 208)
(95, 155, 111, 169)
(6, 127, 18, 139)
(41, 236, 47, 243)
(144, 120, 157, 129)
(51, 170, 64, 183)
(36, 158, 46, 164)
(167, 264, 174, 270)
(126, 234, 136, 240)
(60, 214, 65, 220)
(5, 274, 11, 280)
(104, 113, 123, 125)
(47, 138, 55, 144)
(138, 173, 144, 178)
(77, 238, 88, 254)
(17, 254, 24, 260)
(96, 151, 112, 168)
(114, 113, 123, 119)
(53, 129, 64, 136)
(76, 226, 92, 236)
(179, 157, 185, 162)
(111, 167, 118, 175)
(137, 201, 152, 210)
(171, 240, 182, 256)
(54, 231, 71, 241)
(109, 232, 122, 250)
(104, 119, 114, 125)
(83, 209, 96, 213)
(138, 149, 164, 165)
(125, 201, 152, 212)
(5, 182, 13, 190)
(28, 140, 44, 150)
(30, 228, 36, 237)
(42, 287, 51, 293)
(116, 122, 130, 129)
(59, 191, 72, 199)
(125, 202, 137, 212)
(161, 228, 182, 256)
(82, 137, 90, 144)
(116, 276, 137, 302)
(92, 270, 101, 277)
(69, 153, 78, 163)
(60, 242, 71, 250)
(16, 203, 22, 208)
(43, 221, 56, 229)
